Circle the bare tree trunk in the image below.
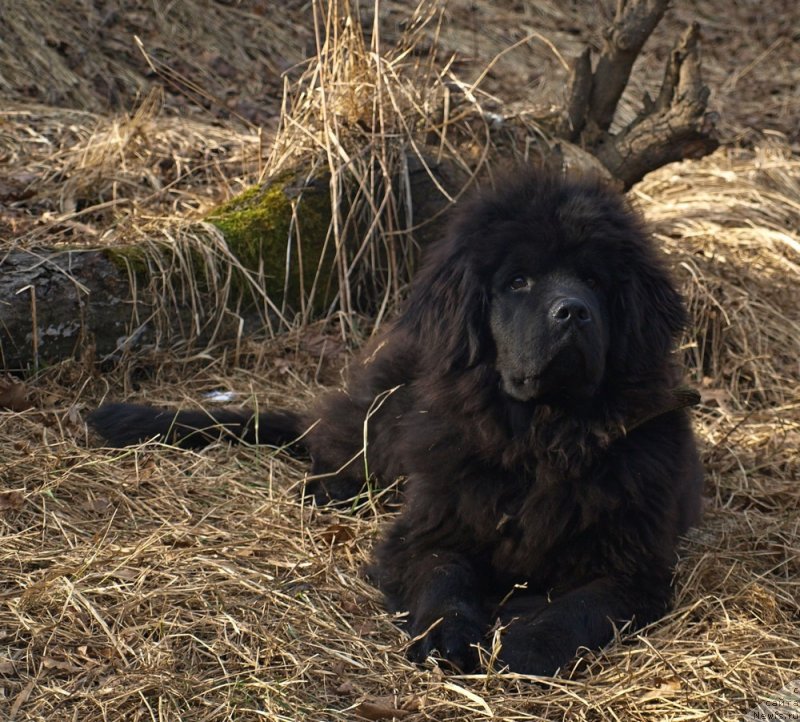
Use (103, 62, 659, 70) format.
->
(0, 247, 261, 370)
(1, 249, 135, 370)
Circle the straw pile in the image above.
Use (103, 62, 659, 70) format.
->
(1, 1, 798, 720)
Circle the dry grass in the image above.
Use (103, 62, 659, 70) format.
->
(1, 94, 261, 242)
(0, 0, 307, 122)
(3, 0, 502, 345)
(639, 138, 800, 410)
(1, 1, 800, 720)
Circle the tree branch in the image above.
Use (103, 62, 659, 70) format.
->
(592, 22, 719, 187)
(555, 7, 718, 188)
(586, 0, 670, 132)
(558, 47, 593, 141)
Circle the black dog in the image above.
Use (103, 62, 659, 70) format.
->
(89, 171, 702, 675)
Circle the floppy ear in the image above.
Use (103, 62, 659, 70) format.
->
(612, 241, 687, 376)
(398, 244, 488, 374)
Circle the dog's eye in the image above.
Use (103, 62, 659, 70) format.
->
(509, 276, 529, 291)
(584, 276, 598, 289)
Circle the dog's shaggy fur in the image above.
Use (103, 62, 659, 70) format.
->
(89, 171, 702, 675)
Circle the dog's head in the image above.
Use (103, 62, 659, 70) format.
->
(400, 171, 686, 405)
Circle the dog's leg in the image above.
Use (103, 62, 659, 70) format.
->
(496, 569, 672, 676)
(400, 551, 486, 672)
(302, 387, 407, 504)
(371, 512, 487, 672)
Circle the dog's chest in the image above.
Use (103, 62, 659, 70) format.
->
(463, 468, 613, 581)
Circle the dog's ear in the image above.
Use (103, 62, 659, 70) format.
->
(612, 236, 687, 376)
(398, 241, 489, 373)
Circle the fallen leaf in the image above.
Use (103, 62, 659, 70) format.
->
(66, 404, 83, 426)
(109, 568, 139, 581)
(9, 678, 35, 719)
(354, 698, 413, 720)
(340, 597, 361, 614)
(334, 680, 358, 695)
(42, 657, 83, 674)
(319, 523, 356, 545)
(76, 645, 114, 662)
(300, 333, 345, 360)
(0, 376, 31, 411)
(90, 497, 113, 513)
(354, 619, 378, 636)
(0, 491, 24, 512)
(638, 678, 683, 703)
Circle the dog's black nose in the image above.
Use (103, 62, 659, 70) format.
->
(551, 298, 592, 326)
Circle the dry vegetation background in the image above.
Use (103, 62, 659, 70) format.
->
(1, 0, 799, 720)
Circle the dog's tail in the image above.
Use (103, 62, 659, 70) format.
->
(87, 402, 306, 452)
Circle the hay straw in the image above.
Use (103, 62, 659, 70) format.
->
(1, 1, 799, 720)
(637, 137, 800, 409)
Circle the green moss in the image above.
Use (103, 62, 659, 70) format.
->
(206, 170, 333, 311)
(104, 245, 149, 275)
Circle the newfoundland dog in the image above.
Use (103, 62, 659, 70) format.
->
(89, 170, 702, 676)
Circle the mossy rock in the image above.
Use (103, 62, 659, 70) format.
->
(206, 169, 334, 312)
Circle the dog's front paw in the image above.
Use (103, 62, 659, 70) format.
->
(407, 613, 483, 672)
(498, 626, 562, 676)
(303, 476, 365, 505)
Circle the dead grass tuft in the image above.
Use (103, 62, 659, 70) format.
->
(260, 0, 499, 331)
(638, 136, 800, 410)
